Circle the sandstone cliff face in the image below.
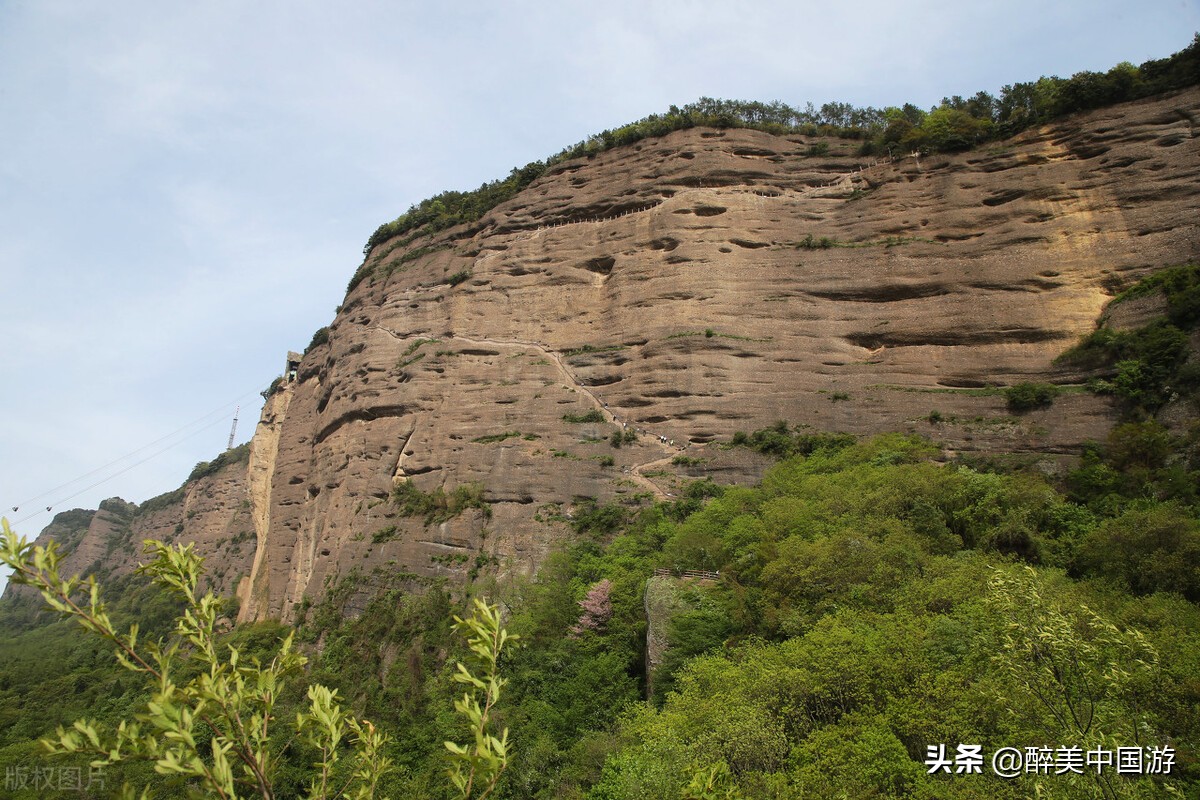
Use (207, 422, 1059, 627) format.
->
(15, 90, 1200, 621)
(232, 87, 1199, 621)
(6, 457, 256, 606)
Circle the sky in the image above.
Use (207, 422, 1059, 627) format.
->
(1, 1, 1197, 561)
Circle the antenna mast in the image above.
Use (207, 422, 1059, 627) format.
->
(226, 406, 240, 450)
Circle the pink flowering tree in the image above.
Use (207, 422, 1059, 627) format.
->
(570, 578, 613, 636)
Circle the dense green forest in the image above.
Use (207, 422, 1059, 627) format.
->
(3, 416, 1199, 797)
(355, 34, 1199, 269)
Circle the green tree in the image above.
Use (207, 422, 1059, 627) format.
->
(444, 598, 518, 800)
(985, 566, 1162, 800)
(0, 518, 391, 799)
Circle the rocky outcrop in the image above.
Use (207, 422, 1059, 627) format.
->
(16, 88, 1200, 621)
(5, 455, 256, 605)
(235, 88, 1199, 621)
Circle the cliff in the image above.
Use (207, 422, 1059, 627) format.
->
(6, 449, 255, 609)
(13, 87, 1200, 620)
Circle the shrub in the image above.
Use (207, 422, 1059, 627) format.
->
(1074, 506, 1200, 600)
(563, 409, 605, 423)
(570, 501, 628, 537)
(305, 326, 330, 354)
(261, 375, 285, 400)
(392, 481, 490, 525)
(0, 522, 393, 799)
(447, 270, 471, 287)
(1004, 382, 1059, 412)
(137, 487, 186, 517)
(797, 234, 835, 249)
(371, 525, 399, 544)
(472, 431, 523, 444)
(187, 443, 252, 483)
(729, 423, 856, 459)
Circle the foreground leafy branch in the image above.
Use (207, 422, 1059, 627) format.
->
(444, 598, 518, 800)
(0, 517, 391, 799)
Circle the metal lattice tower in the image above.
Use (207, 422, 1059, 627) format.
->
(226, 406, 240, 450)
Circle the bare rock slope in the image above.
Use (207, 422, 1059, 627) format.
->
(16, 89, 1200, 620)
(238, 87, 1199, 621)
(7, 457, 256, 608)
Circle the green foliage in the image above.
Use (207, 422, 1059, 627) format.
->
(305, 326, 331, 354)
(186, 442, 251, 484)
(1066, 420, 1200, 513)
(1114, 262, 1200, 327)
(1004, 381, 1060, 412)
(1060, 262, 1200, 414)
(1074, 505, 1200, 600)
(447, 270, 472, 287)
(363, 161, 550, 256)
(563, 409, 605, 424)
(901, 105, 992, 151)
(0, 520, 392, 799)
(984, 566, 1166, 799)
(728, 421, 857, 459)
(444, 599, 519, 799)
(261, 375, 285, 401)
(391, 481, 491, 526)
(137, 487, 186, 517)
(402, 337, 439, 358)
(371, 525, 398, 544)
(681, 763, 747, 800)
(795, 233, 835, 249)
(8, 415, 1200, 798)
(471, 431, 523, 444)
(1062, 320, 1190, 411)
(397, 352, 426, 370)
(570, 501, 629, 538)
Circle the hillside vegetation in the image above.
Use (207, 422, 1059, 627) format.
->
(357, 34, 1199, 266)
(2, 419, 1198, 797)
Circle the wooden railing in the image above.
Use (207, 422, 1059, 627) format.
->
(653, 568, 721, 581)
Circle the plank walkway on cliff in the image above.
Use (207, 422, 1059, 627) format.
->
(373, 325, 679, 501)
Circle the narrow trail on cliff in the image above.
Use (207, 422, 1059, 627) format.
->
(372, 324, 677, 501)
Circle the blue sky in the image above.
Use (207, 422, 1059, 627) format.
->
(1, 1, 1196, 555)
